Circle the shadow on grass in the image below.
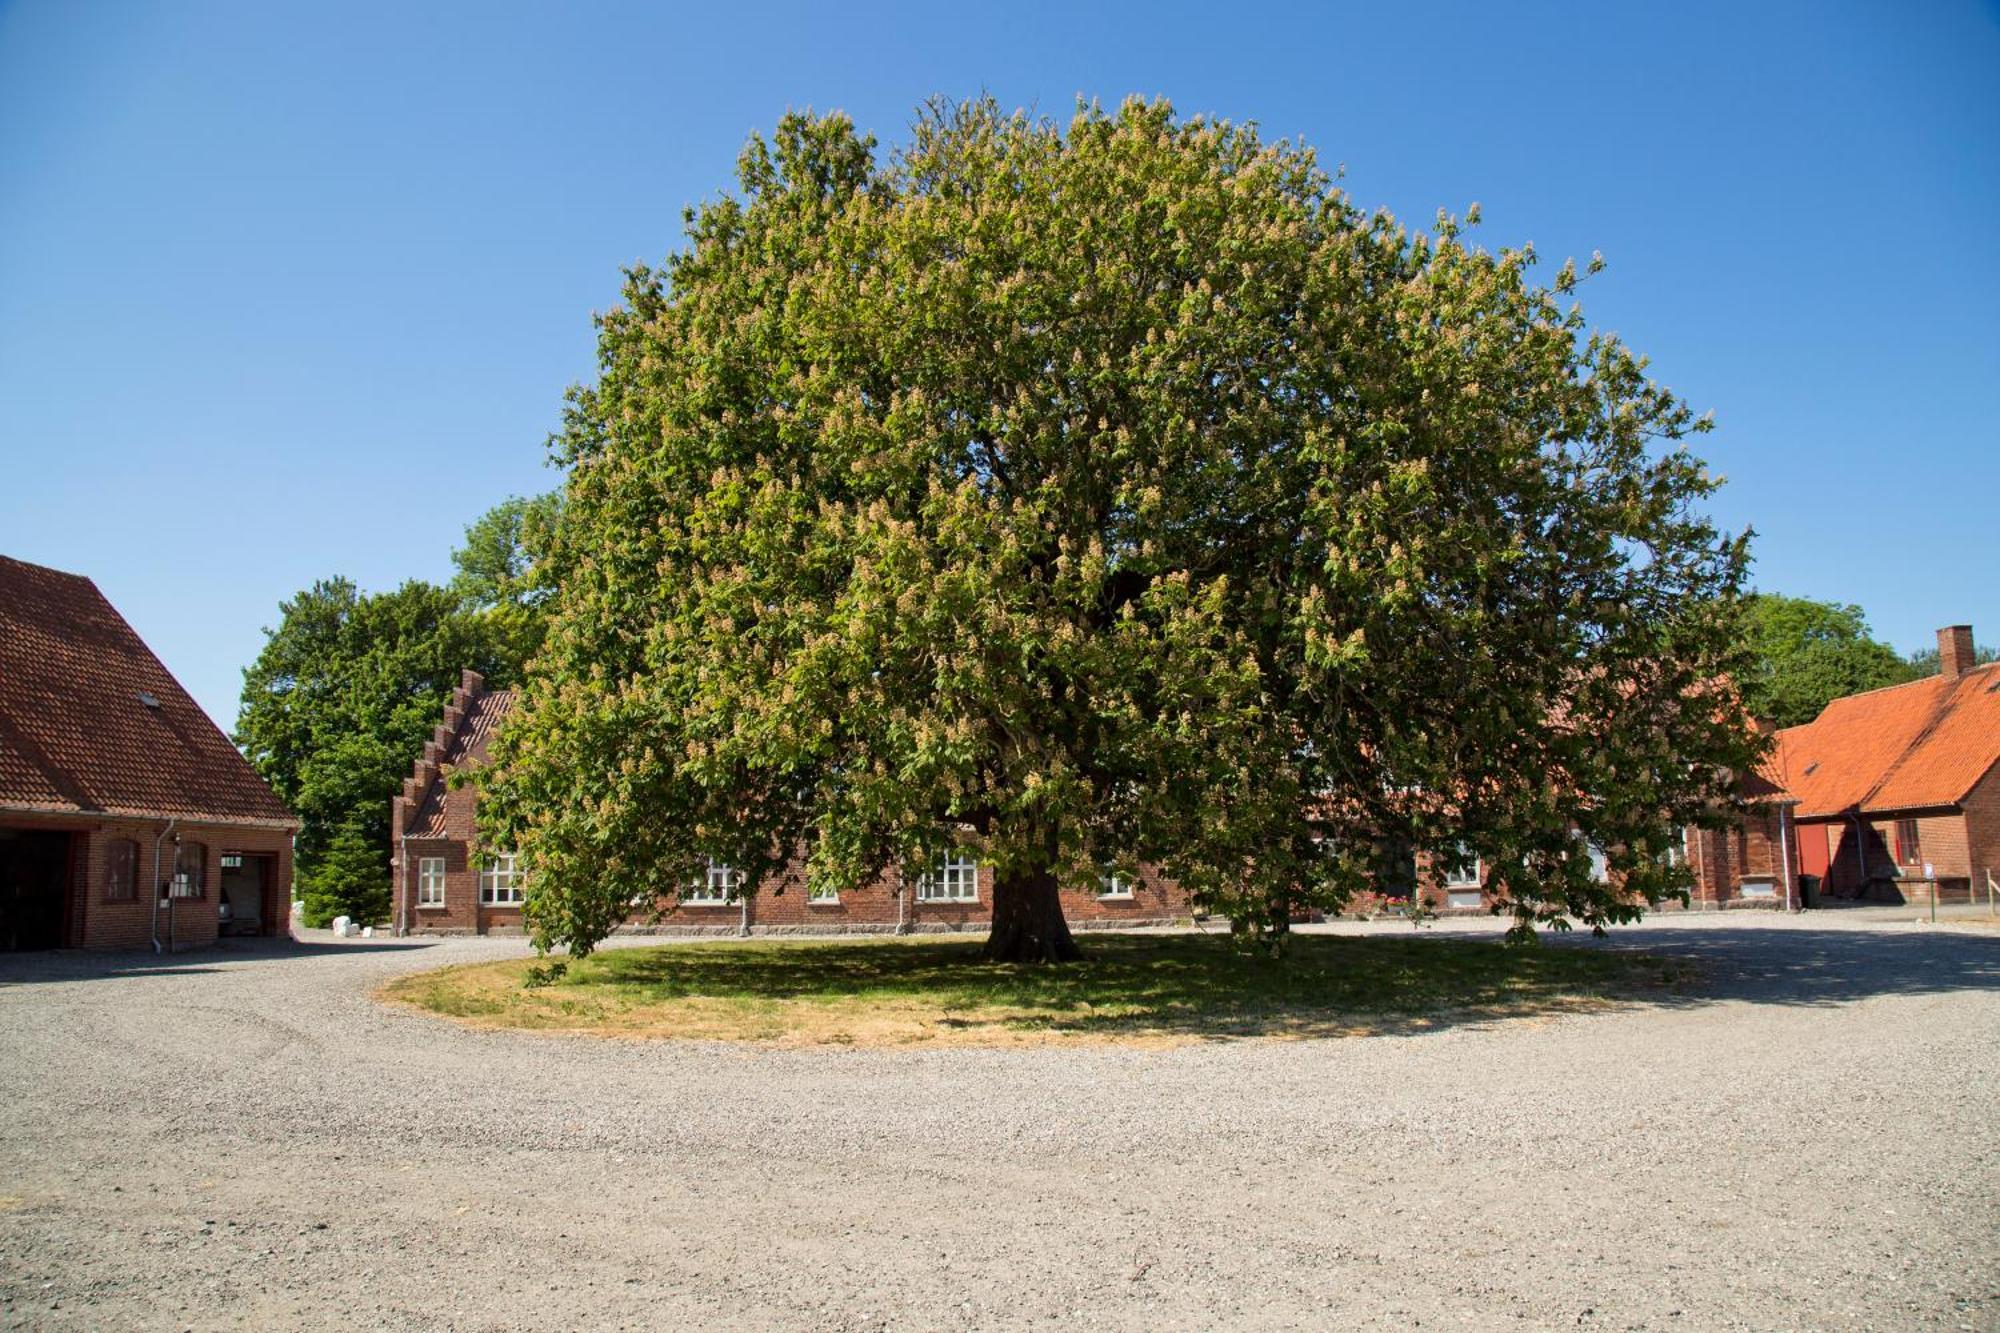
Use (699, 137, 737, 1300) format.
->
(399, 932, 1702, 1044)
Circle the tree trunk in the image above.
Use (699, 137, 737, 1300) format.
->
(1264, 893, 1293, 958)
(983, 863, 1083, 964)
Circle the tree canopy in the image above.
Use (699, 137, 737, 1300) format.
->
(450, 491, 563, 668)
(1737, 593, 1920, 728)
(480, 97, 1760, 962)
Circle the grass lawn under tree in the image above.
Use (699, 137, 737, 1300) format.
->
(382, 932, 1688, 1048)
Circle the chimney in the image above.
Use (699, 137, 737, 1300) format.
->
(1938, 624, 1975, 680)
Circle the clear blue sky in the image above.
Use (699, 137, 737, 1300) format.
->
(3, 1, 1996, 729)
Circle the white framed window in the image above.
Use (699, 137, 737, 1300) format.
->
(1440, 844, 1482, 889)
(417, 856, 446, 908)
(1660, 828, 1688, 869)
(807, 880, 840, 904)
(1586, 842, 1611, 884)
(1097, 872, 1133, 899)
(685, 860, 742, 905)
(916, 854, 979, 903)
(479, 853, 522, 906)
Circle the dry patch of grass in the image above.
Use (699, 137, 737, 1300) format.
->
(379, 932, 1691, 1049)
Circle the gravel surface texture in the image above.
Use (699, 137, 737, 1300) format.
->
(1, 913, 1994, 1331)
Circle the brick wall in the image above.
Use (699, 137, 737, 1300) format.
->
(93, 819, 293, 951)
(1963, 762, 2000, 903)
(2, 814, 294, 951)
(407, 790, 1819, 937)
(1813, 808, 1976, 905)
(1390, 820, 1790, 919)
(1676, 806, 1791, 910)
(401, 774, 1194, 937)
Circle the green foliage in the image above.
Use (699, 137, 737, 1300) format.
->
(300, 818, 392, 927)
(481, 96, 1760, 959)
(1738, 593, 1920, 727)
(236, 578, 511, 926)
(521, 959, 569, 989)
(450, 492, 563, 670)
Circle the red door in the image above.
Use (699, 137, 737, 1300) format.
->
(1796, 821, 1831, 880)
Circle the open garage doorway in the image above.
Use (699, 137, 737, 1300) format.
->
(218, 852, 277, 937)
(0, 828, 74, 950)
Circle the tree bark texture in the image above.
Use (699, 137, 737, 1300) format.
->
(982, 862, 1083, 963)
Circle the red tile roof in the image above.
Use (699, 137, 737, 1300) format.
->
(405, 682, 514, 837)
(1769, 662, 2000, 818)
(0, 554, 295, 827)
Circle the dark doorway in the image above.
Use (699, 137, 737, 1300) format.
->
(0, 828, 74, 950)
(218, 852, 274, 936)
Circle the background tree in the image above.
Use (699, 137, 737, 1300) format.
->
(299, 820, 392, 928)
(481, 97, 1761, 963)
(1904, 639, 1997, 677)
(450, 491, 562, 668)
(237, 495, 561, 925)
(236, 577, 509, 925)
(1738, 593, 1919, 727)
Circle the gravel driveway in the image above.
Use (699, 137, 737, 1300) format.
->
(1, 914, 1994, 1331)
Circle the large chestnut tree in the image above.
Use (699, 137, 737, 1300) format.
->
(480, 98, 1759, 962)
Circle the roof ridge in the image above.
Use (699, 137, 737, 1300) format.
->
(1780, 660, 1999, 736)
(0, 553, 94, 584)
(1817, 669, 1950, 709)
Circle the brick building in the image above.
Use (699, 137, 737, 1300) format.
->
(1678, 761, 1796, 911)
(1766, 625, 2000, 907)
(391, 670, 1196, 936)
(395, 667, 1831, 934)
(0, 555, 297, 951)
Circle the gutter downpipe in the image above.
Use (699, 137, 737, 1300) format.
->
(1851, 811, 1869, 901)
(397, 831, 410, 937)
(1779, 801, 1798, 913)
(149, 817, 178, 954)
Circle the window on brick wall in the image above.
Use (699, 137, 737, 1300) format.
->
(1660, 828, 1689, 869)
(806, 879, 839, 904)
(1098, 872, 1134, 899)
(479, 853, 522, 906)
(684, 860, 741, 905)
(1893, 819, 1921, 865)
(105, 838, 137, 901)
(1586, 841, 1611, 884)
(916, 854, 979, 903)
(1440, 844, 1482, 889)
(170, 841, 206, 898)
(417, 856, 446, 908)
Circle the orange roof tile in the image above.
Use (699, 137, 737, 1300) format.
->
(0, 554, 295, 827)
(1769, 662, 2000, 818)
